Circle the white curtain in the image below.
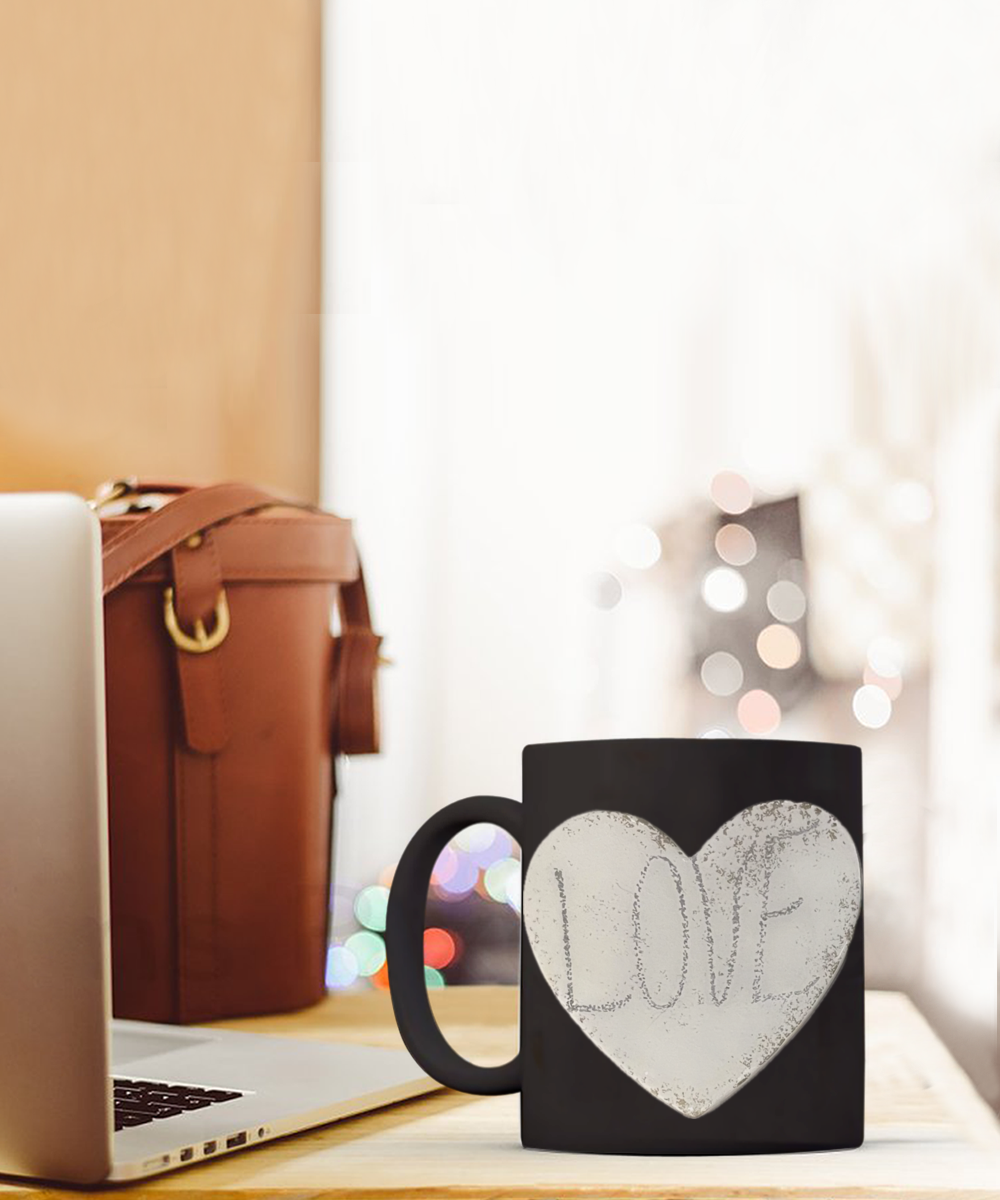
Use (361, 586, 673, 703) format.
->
(322, 0, 1000, 1099)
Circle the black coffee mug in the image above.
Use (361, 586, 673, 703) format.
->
(386, 738, 864, 1154)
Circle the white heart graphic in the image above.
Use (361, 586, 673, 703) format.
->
(523, 801, 861, 1118)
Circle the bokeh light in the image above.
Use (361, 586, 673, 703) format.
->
(503, 860, 522, 912)
(701, 567, 748, 613)
(709, 470, 753, 515)
(431, 844, 459, 887)
(586, 571, 623, 610)
(345, 930, 386, 977)
(863, 663, 903, 700)
(326, 944, 359, 989)
(354, 884, 390, 932)
(371, 962, 390, 991)
(766, 580, 807, 623)
(329, 884, 360, 937)
(474, 870, 491, 901)
(700, 651, 744, 696)
(737, 689, 781, 735)
(437, 854, 479, 898)
(424, 966, 446, 989)
(471, 828, 513, 869)
(756, 624, 802, 669)
(866, 636, 904, 678)
(455, 824, 496, 853)
(614, 523, 662, 570)
(423, 927, 457, 970)
(853, 684, 892, 729)
(715, 523, 757, 566)
(484, 856, 520, 904)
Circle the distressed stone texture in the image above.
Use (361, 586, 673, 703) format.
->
(524, 802, 862, 1118)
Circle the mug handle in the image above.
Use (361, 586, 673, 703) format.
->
(385, 795, 522, 1094)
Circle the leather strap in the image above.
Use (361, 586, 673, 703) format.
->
(331, 569, 382, 756)
(100, 515, 358, 585)
(170, 530, 230, 754)
(102, 485, 301, 757)
(98, 481, 382, 757)
(102, 482, 298, 596)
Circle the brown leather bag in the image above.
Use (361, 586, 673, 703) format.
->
(97, 480, 381, 1023)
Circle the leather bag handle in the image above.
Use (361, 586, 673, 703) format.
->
(330, 564, 382, 756)
(97, 481, 382, 756)
(101, 482, 300, 595)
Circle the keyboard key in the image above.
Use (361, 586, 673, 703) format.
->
(119, 1102, 185, 1118)
(114, 1112, 155, 1129)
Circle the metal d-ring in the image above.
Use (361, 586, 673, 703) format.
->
(163, 586, 230, 654)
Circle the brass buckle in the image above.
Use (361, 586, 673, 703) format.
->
(163, 586, 230, 654)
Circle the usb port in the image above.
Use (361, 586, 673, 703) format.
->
(179, 1148, 194, 1163)
(203, 1140, 217, 1155)
(226, 1132, 247, 1149)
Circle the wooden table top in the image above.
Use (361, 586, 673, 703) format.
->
(6, 987, 999, 1198)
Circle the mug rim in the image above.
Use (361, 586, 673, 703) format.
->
(523, 736, 860, 754)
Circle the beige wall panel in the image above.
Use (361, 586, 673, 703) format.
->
(0, 0, 321, 500)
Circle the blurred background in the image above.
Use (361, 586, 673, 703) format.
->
(0, 0, 997, 1110)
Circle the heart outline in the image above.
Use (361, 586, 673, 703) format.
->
(523, 801, 862, 1117)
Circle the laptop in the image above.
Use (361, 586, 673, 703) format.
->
(0, 492, 435, 1184)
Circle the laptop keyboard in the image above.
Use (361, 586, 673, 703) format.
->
(113, 1077, 244, 1132)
